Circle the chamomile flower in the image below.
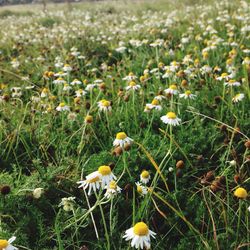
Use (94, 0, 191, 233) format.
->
(53, 77, 66, 85)
(140, 170, 151, 184)
(104, 180, 122, 199)
(0, 236, 18, 250)
(113, 132, 133, 148)
(56, 102, 70, 112)
(63, 84, 72, 91)
(70, 79, 82, 85)
(145, 99, 162, 111)
(54, 71, 67, 77)
(234, 187, 248, 199)
(63, 64, 72, 72)
(125, 81, 141, 91)
(179, 90, 197, 99)
(122, 72, 137, 81)
(85, 83, 97, 91)
(98, 165, 117, 188)
(41, 88, 49, 98)
(161, 112, 181, 126)
(136, 182, 148, 196)
(216, 72, 232, 81)
(97, 99, 112, 112)
(123, 222, 156, 249)
(164, 84, 178, 95)
(75, 89, 87, 97)
(224, 79, 241, 87)
(77, 171, 101, 196)
(232, 93, 244, 103)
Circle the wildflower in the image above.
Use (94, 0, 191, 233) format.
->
(97, 99, 112, 112)
(85, 115, 93, 124)
(98, 165, 117, 188)
(123, 222, 156, 249)
(59, 197, 76, 211)
(85, 83, 96, 91)
(232, 93, 245, 103)
(70, 79, 82, 85)
(56, 102, 70, 112)
(216, 72, 231, 81)
(11, 58, 20, 69)
(54, 71, 67, 77)
(75, 89, 87, 97)
(0, 237, 18, 250)
(125, 81, 141, 91)
(224, 79, 241, 87)
(63, 64, 72, 72)
(140, 170, 151, 184)
(136, 182, 148, 196)
(67, 112, 77, 121)
(160, 112, 181, 126)
(53, 77, 66, 85)
(122, 72, 137, 81)
(77, 171, 101, 196)
(104, 181, 122, 199)
(164, 84, 178, 95)
(33, 188, 44, 199)
(234, 187, 248, 199)
(179, 90, 196, 99)
(145, 99, 162, 112)
(63, 84, 72, 91)
(11, 87, 22, 98)
(41, 88, 49, 98)
(113, 132, 133, 148)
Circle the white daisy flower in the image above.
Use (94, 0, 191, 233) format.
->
(154, 94, 166, 101)
(77, 171, 101, 196)
(144, 99, 162, 112)
(104, 181, 122, 199)
(232, 93, 244, 103)
(164, 84, 178, 95)
(113, 132, 133, 148)
(216, 72, 232, 81)
(85, 83, 97, 91)
(70, 79, 82, 85)
(224, 79, 241, 87)
(75, 89, 87, 97)
(136, 182, 148, 196)
(63, 64, 72, 72)
(53, 77, 67, 85)
(122, 73, 137, 81)
(54, 71, 67, 77)
(140, 170, 151, 184)
(56, 102, 70, 112)
(97, 99, 112, 112)
(0, 236, 18, 250)
(98, 165, 117, 188)
(40, 88, 49, 98)
(160, 112, 181, 126)
(123, 222, 156, 249)
(63, 84, 72, 91)
(125, 81, 141, 91)
(179, 90, 197, 99)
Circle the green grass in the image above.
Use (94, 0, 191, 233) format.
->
(0, 0, 249, 249)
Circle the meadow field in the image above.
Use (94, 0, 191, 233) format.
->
(0, 0, 249, 249)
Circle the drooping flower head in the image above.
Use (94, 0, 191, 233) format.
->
(113, 132, 133, 148)
(98, 165, 117, 188)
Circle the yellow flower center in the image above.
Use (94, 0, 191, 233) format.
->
(228, 80, 235, 84)
(141, 170, 149, 179)
(109, 181, 117, 189)
(221, 73, 228, 77)
(59, 102, 65, 107)
(234, 187, 248, 199)
(64, 64, 70, 67)
(57, 77, 64, 81)
(101, 100, 110, 107)
(129, 72, 134, 76)
(85, 115, 93, 123)
(185, 90, 191, 96)
(169, 84, 177, 90)
(98, 165, 111, 176)
(42, 88, 49, 93)
(137, 185, 143, 193)
(129, 81, 136, 87)
(167, 112, 177, 119)
(87, 176, 100, 183)
(116, 132, 127, 140)
(133, 222, 149, 236)
(0, 240, 8, 248)
(151, 99, 159, 105)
